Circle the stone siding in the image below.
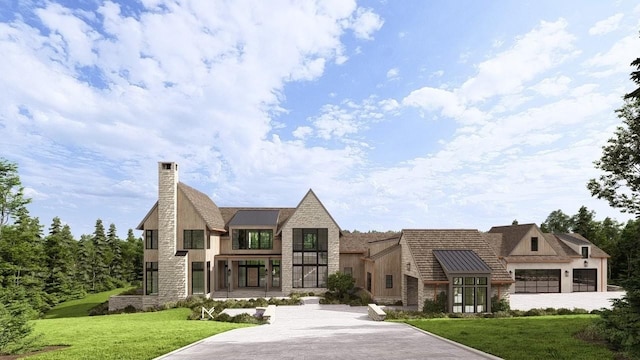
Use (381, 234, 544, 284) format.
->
(109, 295, 143, 311)
(157, 162, 187, 305)
(281, 191, 340, 294)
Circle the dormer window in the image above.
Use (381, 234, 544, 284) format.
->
(531, 237, 539, 252)
(581, 246, 589, 259)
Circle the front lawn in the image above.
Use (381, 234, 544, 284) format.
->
(44, 287, 134, 319)
(27, 308, 249, 360)
(405, 315, 615, 360)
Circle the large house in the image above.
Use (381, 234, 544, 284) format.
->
(108, 162, 609, 313)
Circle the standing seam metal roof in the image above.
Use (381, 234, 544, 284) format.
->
(433, 250, 492, 273)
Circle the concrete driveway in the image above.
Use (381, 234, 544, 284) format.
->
(157, 298, 500, 360)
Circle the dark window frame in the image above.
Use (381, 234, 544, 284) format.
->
(145, 229, 158, 249)
(192, 262, 205, 295)
(581, 246, 589, 259)
(385, 274, 393, 289)
(452, 276, 489, 313)
(292, 228, 328, 288)
(145, 262, 158, 295)
(184, 229, 205, 249)
(232, 229, 273, 250)
(531, 237, 539, 252)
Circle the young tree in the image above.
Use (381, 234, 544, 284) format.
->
(540, 209, 573, 233)
(44, 217, 80, 302)
(121, 229, 143, 284)
(91, 219, 110, 291)
(588, 56, 640, 216)
(571, 206, 598, 243)
(106, 223, 123, 283)
(0, 158, 31, 233)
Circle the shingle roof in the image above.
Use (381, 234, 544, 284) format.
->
(555, 233, 610, 258)
(487, 223, 537, 255)
(556, 233, 590, 245)
(402, 229, 512, 283)
(433, 250, 492, 274)
(178, 182, 226, 232)
(340, 232, 400, 253)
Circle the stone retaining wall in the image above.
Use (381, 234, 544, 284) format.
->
(109, 295, 143, 311)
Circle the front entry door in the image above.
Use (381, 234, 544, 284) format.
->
(247, 266, 260, 287)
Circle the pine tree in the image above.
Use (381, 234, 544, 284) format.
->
(44, 217, 81, 302)
(91, 219, 110, 291)
(106, 223, 123, 284)
(122, 229, 143, 284)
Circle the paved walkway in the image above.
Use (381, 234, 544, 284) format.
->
(157, 299, 500, 360)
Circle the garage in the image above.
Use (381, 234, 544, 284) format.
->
(514, 269, 561, 293)
(573, 269, 597, 292)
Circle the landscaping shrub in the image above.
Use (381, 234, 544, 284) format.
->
(327, 272, 355, 298)
(0, 289, 35, 354)
(491, 295, 510, 312)
(597, 290, 640, 359)
(423, 292, 447, 314)
(88, 301, 110, 316)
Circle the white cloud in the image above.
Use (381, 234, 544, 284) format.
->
(386, 67, 399, 79)
(459, 19, 578, 103)
(530, 75, 571, 97)
(588, 13, 623, 35)
(293, 126, 313, 139)
(349, 7, 384, 40)
(584, 34, 640, 77)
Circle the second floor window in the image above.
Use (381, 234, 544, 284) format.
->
(184, 230, 204, 249)
(531, 237, 539, 252)
(232, 229, 273, 249)
(145, 230, 158, 249)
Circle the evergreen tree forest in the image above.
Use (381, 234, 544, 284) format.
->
(0, 158, 143, 317)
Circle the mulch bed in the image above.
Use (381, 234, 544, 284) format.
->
(0, 346, 68, 360)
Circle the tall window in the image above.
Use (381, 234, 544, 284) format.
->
(386, 275, 393, 289)
(531, 237, 539, 252)
(581, 246, 589, 259)
(232, 229, 273, 249)
(192, 262, 204, 295)
(292, 228, 328, 288)
(184, 230, 204, 249)
(366, 272, 372, 292)
(452, 276, 488, 313)
(206, 261, 211, 294)
(145, 230, 158, 249)
(145, 262, 158, 295)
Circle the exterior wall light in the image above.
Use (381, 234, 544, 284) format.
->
(565, 270, 569, 277)
(584, 260, 588, 267)
(406, 262, 411, 271)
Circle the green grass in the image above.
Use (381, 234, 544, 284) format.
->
(44, 287, 134, 319)
(405, 315, 615, 360)
(27, 308, 249, 359)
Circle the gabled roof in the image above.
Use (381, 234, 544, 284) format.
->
(370, 243, 401, 260)
(433, 250, 492, 274)
(487, 223, 537, 255)
(340, 232, 400, 253)
(135, 182, 226, 232)
(556, 233, 590, 245)
(277, 189, 342, 235)
(555, 233, 610, 258)
(402, 229, 512, 283)
(177, 183, 226, 232)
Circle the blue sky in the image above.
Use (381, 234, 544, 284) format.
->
(1, 0, 639, 237)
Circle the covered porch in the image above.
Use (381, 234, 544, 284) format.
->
(214, 255, 282, 297)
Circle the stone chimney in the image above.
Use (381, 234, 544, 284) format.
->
(157, 162, 187, 304)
